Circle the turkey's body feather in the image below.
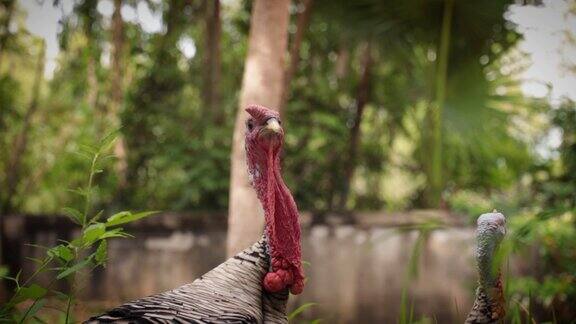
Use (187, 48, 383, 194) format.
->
(464, 286, 505, 324)
(86, 237, 287, 324)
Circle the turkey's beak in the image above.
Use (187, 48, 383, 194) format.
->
(261, 118, 282, 137)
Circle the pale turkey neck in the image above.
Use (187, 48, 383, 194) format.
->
(476, 230, 501, 288)
(475, 229, 504, 309)
(467, 214, 506, 323)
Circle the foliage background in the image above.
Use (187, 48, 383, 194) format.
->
(0, 0, 574, 322)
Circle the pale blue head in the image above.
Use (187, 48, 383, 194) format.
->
(476, 211, 506, 287)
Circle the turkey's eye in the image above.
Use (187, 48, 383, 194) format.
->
(246, 120, 254, 131)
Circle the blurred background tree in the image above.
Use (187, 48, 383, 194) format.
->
(0, 0, 574, 321)
(0, 0, 538, 213)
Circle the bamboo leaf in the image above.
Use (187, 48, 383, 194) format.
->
(99, 228, 131, 240)
(90, 210, 104, 223)
(53, 290, 69, 301)
(82, 223, 106, 245)
(67, 188, 87, 198)
(99, 130, 119, 153)
(288, 303, 317, 320)
(79, 144, 98, 155)
(95, 240, 107, 265)
(12, 284, 47, 304)
(57, 257, 92, 280)
(47, 245, 74, 263)
(106, 211, 159, 227)
(24, 298, 46, 320)
(62, 207, 83, 225)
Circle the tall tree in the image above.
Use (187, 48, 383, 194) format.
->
(76, 0, 102, 113)
(0, 0, 15, 71)
(2, 40, 45, 214)
(110, 0, 127, 188)
(338, 41, 373, 210)
(227, 0, 291, 256)
(122, 0, 189, 205)
(423, 0, 454, 207)
(0, 39, 45, 297)
(202, 0, 222, 123)
(279, 0, 314, 111)
(317, 0, 517, 208)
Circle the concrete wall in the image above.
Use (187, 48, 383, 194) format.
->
(6, 211, 517, 323)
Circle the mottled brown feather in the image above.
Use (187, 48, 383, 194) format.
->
(85, 236, 287, 324)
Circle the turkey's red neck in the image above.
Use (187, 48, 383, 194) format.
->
(248, 145, 302, 270)
(244, 104, 304, 294)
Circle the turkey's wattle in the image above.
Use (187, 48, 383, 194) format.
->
(245, 104, 305, 295)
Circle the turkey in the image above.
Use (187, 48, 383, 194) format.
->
(465, 211, 507, 324)
(86, 105, 305, 323)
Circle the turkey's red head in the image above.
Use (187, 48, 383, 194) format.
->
(244, 104, 305, 295)
(245, 105, 283, 159)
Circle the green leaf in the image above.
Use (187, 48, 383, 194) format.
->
(57, 257, 92, 280)
(106, 211, 159, 227)
(89, 210, 104, 223)
(62, 207, 84, 225)
(32, 316, 49, 324)
(1, 270, 21, 284)
(24, 243, 49, 250)
(82, 223, 106, 245)
(53, 290, 69, 301)
(288, 303, 317, 320)
(105, 211, 130, 225)
(79, 144, 98, 155)
(100, 154, 117, 163)
(99, 130, 119, 153)
(399, 286, 408, 324)
(25, 257, 45, 265)
(95, 240, 107, 265)
(69, 237, 83, 248)
(48, 245, 74, 263)
(99, 228, 131, 240)
(71, 150, 92, 160)
(67, 188, 87, 198)
(12, 284, 47, 304)
(24, 298, 46, 320)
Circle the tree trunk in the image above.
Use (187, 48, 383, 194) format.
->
(423, 0, 454, 207)
(2, 41, 45, 214)
(278, 0, 314, 112)
(79, 0, 101, 118)
(87, 55, 98, 109)
(338, 42, 372, 210)
(0, 0, 15, 71)
(335, 42, 350, 80)
(227, 0, 291, 257)
(122, 0, 187, 203)
(202, 0, 222, 123)
(110, 0, 128, 189)
(1, 40, 45, 299)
